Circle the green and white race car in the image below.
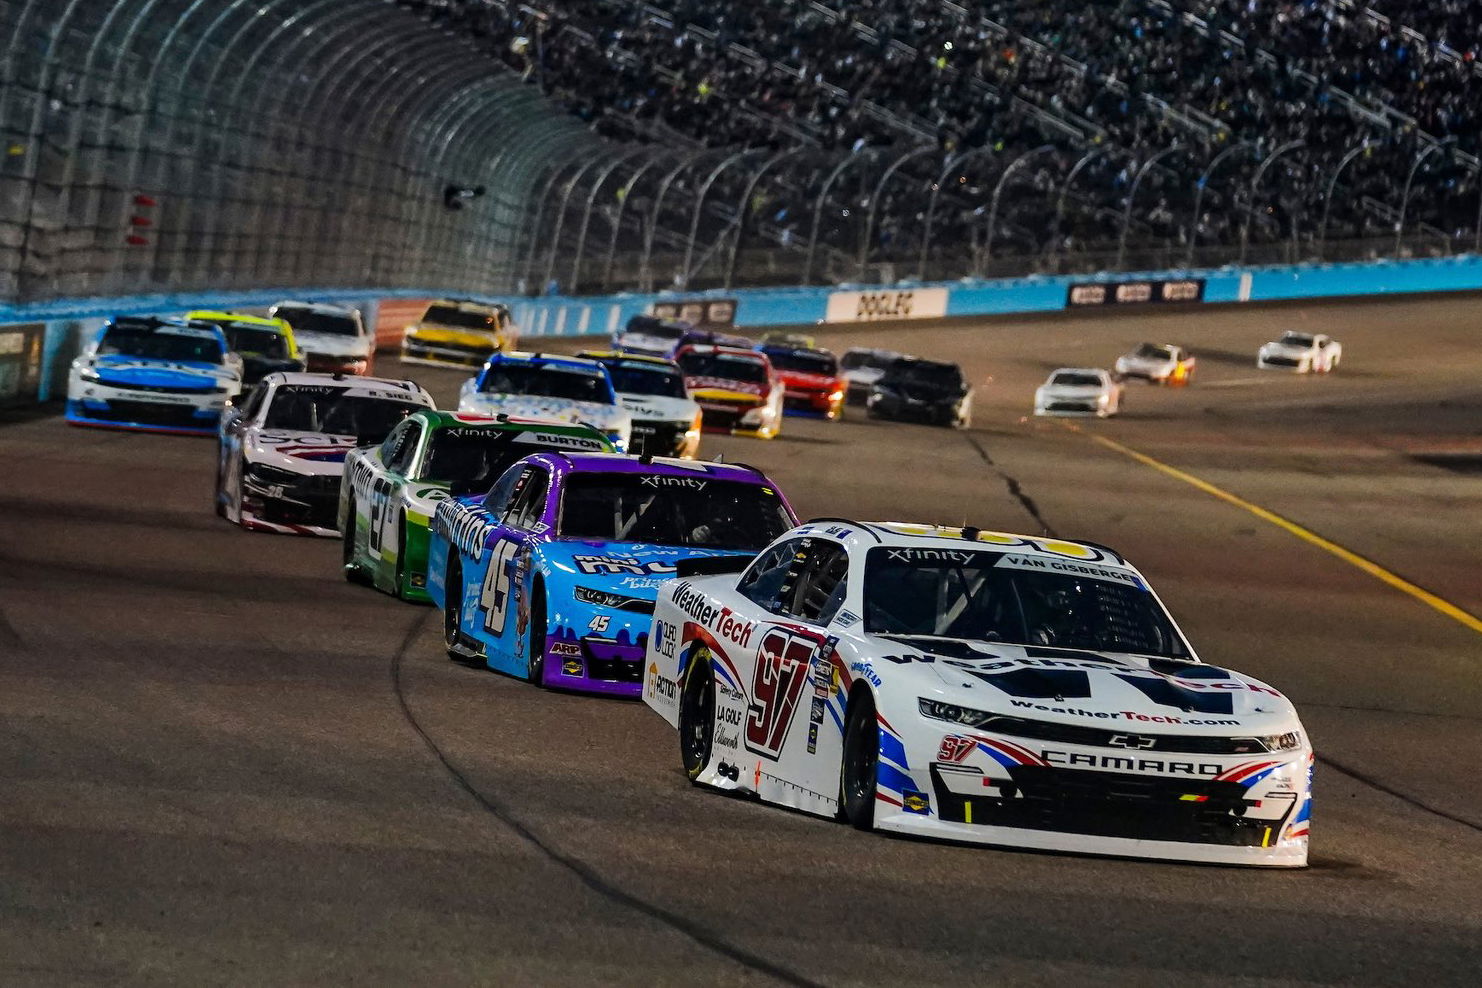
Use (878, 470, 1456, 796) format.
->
(339, 409, 615, 600)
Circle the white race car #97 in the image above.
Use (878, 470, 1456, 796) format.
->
(642, 521, 1312, 867)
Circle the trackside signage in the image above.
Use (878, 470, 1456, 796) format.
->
(825, 287, 948, 323)
(1066, 278, 1205, 307)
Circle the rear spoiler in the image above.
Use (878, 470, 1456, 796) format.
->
(674, 554, 753, 579)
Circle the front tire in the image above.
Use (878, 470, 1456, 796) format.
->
(525, 581, 546, 686)
(678, 646, 716, 783)
(840, 689, 880, 830)
(342, 497, 367, 583)
(392, 515, 408, 598)
(443, 558, 467, 662)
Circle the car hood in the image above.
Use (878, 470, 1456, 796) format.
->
(777, 370, 840, 392)
(539, 540, 752, 593)
(408, 325, 499, 345)
(685, 376, 768, 402)
(874, 637, 1300, 734)
(614, 333, 678, 356)
(245, 428, 359, 473)
(618, 392, 699, 423)
(294, 331, 371, 356)
(1036, 384, 1106, 399)
(1117, 355, 1173, 371)
(460, 391, 630, 432)
(86, 354, 236, 387)
(843, 367, 886, 385)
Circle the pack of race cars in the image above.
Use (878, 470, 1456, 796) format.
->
(61, 304, 1315, 869)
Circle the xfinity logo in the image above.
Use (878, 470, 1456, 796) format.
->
(1108, 734, 1156, 750)
(886, 548, 975, 564)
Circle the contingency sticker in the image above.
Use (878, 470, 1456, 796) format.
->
(994, 553, 1143, 588)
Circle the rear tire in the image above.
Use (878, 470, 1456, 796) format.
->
(342, 498, 365, 583)
(841, 690, 880, 830)
(392, 515, 408, 598)
(678, 647, 716, 783)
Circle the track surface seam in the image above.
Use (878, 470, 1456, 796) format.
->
(962, 433, 1057, 537)
(389, 610, 821, 987)
(1316, 754, 1482, 834)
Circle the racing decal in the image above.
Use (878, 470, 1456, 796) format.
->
(1114, 674, 1234, 715)
(638, 475, 706, 489)
(1041, 749, 1222, 775)
(684, 376, 764, 396)
(900, 789, 931, 814)
(645, 662, 678, 703)
(744, 627, 820, 760)
(437, 501, 497, 559)
(574, 555, 678, 577)
(478, 539, 520, 633)
(367, 477, 398, 555)
(1215, 760, 1287, 787)
(654, 619, 678, 659)
(994, 552, 1142, 588)
(669, 581, 757, 649)
(1004, 699, 1241, 727)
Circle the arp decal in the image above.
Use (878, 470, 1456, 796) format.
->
(744, 627, 817, 760)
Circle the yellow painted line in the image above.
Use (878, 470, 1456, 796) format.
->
(1070, 427, 1482, 635)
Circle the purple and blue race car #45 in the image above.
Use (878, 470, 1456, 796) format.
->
(427, 453, 797, 696)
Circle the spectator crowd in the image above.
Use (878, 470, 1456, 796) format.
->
(399, 0, 1482, 286)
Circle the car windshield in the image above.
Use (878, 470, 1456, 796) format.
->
(419, 428, 548, 495)
(603, 362, 688, 399)
(219, 323, 289, 359)
(275, 307, 361, 337)
(478, 363, 612, 404)
(677, 351, 768, 384)
(1279, 332, 1315, 347)
(841, 350, 896, 371)
(864, 547, 1189, 658)
(885, 362, 961, 390)
(97, 326, 223, 364)
(1051, 372, 1102, 387)
(766, 350, 838, 376)
(424, 305, 499, 330)
(558, 473, 793, 550)
(262, 385, 422, 441)
(1134, 343, 1171, 359)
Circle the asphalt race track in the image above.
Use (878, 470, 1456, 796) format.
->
(3, 294, 1481, 985)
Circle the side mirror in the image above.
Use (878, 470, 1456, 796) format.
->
(675, 554, 753, 579)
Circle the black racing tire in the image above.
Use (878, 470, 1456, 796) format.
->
(392, 515, 408, 598)
(841, 689, 880, 830)
(214, 449, 227, 518)
(443, 557, 466, 662)
(677, 646, 716, 783)
(341, 497, 360, 580)
(525, 581, 547, 686)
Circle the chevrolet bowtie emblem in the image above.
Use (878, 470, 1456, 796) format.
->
(1108, 734, 1157, 749)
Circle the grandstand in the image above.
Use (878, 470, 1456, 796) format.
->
(400, 0, 1482, 291)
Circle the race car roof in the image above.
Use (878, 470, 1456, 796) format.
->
(261, 371, 433, 402)
(270, 300, 358, 315)
(675, 344, 765, 359)
(411, 408, 605, 435)
(792, 520, 1141, 574)
(478, 350, 607, 373)
(186, 311, 287, 329)
(577, 350, 679, 368)
(523, 451, 778, 487)
(105, 315, 224, 339)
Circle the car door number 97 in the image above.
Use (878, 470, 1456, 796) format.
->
(479, 540, 520, 634)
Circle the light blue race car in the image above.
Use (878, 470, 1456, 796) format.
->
(67, 315, 243, 435)
(428, 452, 797, 696)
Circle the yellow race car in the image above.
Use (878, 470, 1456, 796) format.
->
(401, 299, 517, 368)
(185, 311, 304, 385)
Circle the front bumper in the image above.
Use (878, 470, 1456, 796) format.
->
(1034, 400, 1107, 417)
(541, 633, 646, 697)
(868, 395, 957, 425)
(878, 723, 1310, 867)
(783, 389, 842, 418)
(696, 399, 775, 437)
(241, 470, 343, 537)
(629, 419, 700, 458)
(66, 388, 225, 436)
(1258, 355, 1305, 371)
(401, 334, 498, 368)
